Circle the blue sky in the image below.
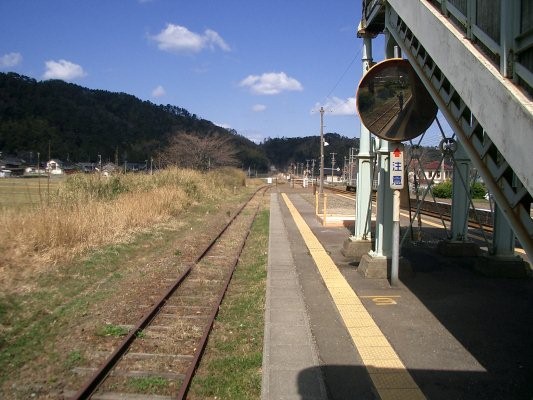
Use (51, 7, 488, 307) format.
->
(0, 0, 448, 146)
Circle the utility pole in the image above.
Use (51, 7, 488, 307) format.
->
(47, 140, 51, 205)
(319, 106, 325, 194)
(311, 159, 316, 187)
(343, 156, 347, 181)
(37, 152, 41, 203)
(330, 152, 337, 183)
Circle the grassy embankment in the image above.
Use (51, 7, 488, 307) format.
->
(0, 168, 267, 398)
(0, 168, 246, 285)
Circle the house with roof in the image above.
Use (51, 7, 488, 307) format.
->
(422, 160, 453, 184)
(407, 159, 454, 193)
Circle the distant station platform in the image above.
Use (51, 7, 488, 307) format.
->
(262, 186, 533, 400)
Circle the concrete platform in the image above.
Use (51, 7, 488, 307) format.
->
(262, 193, 327, 400)
(315, 214, 355, 227)
(262, 186, 533, 400)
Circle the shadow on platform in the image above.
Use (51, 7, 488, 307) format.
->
(331, 230, 533, 399)
(298, 363, 533, 400)
(364, 242, 532, 399)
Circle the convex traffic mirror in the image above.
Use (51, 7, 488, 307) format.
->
(356, 58, 437, 142)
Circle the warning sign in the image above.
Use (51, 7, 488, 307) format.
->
(390, 144, 404, 189)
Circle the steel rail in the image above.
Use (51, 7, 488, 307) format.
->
(176, 203, 261, 400)
(324, 186, 494, 231)
(70, 264, 193, 399)
(71, 186, 267, 399)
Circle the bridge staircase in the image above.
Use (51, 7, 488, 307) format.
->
(362, 0, 533, 259)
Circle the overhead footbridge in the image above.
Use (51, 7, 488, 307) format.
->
(361, 0, 533, 260)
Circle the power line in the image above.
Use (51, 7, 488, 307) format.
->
(320, 43, 364, 107)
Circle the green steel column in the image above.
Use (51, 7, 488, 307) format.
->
(451, 141, 471, 241)
(500, 0, 519, 79)
(353, 34, 374, 240)
(492, 204, 516, 257)
(373, 138, 393, 258)
(371, 32, 396, 258)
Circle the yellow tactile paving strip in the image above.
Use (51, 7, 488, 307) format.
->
(281, 193, 426, 400)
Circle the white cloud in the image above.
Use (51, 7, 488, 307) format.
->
(43, 59, 86, 81)
(252, 104, 266, 112)
(151, 85, 166, 98)
(312, 96, 356, 116)
(0, 52, 22, 68)
(239, 72, 303, 95)
(204, 29, 231, 51)
(152, 24, 230, 53)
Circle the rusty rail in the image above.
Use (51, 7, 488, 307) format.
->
(71, 186, 267, 399)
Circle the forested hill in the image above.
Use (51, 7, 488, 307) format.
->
(0, 72, 375, 173)
(261, 134, 360, 171)
(0, 72, 268, 169)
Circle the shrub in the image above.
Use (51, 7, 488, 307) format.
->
(470, 182, 487, 199)
(60, 174, 128, 201)
(431, 180, 452, 198)
(431, 180, 487, 199)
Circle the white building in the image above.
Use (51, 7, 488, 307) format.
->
(46, 160, 64, 175)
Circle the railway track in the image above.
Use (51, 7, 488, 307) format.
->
(67, 186, 268, 399)
(322, 186, 530, 257)
(324, 186, 494, 232)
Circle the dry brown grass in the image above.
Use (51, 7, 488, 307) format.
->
(0, 167, 246, 290)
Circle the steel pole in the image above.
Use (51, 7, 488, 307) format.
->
(391, 189, 400, 286)
(319, 106, 325, 194)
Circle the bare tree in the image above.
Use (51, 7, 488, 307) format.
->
(158, 132, 239, 170)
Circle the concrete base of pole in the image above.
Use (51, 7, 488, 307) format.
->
(341, 237, 372, 260)
(437, 240, 481, 257)
(358, 252, 413, 279)
(473, 255, 532, 278)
